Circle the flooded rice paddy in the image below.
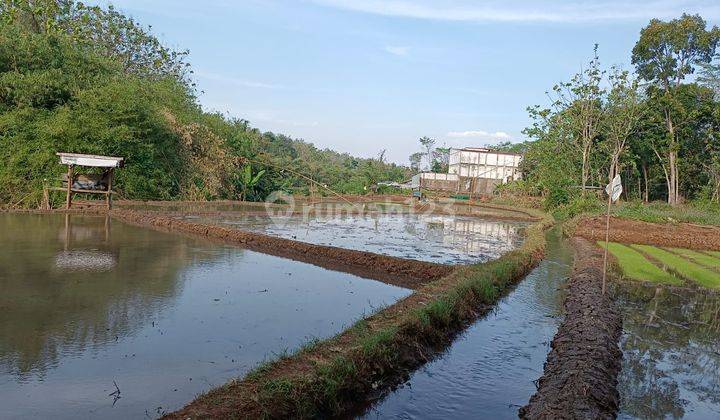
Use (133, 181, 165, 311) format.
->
(360, 229, 573, 419)
(0, 213, 411, 419)
(617, 284, 720, 419)
(180, 212, 527, 265)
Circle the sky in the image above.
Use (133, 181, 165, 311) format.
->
(90, 0, 720, 164)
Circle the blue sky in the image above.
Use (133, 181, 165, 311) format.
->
(92, 1, 720, 164)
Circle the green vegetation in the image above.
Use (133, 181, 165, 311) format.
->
(0, 0, 410, 208)
(633, 244, 720, 288)
(669, 248, 720, 269)
(516, 14, 720, 212)
(613, 201, 720, 225)
(600, 242, 682, 285)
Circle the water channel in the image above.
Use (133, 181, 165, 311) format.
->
(360, 229, 573, 419)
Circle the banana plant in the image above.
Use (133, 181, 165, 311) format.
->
(238, 164, 265, 201)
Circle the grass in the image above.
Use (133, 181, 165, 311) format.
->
(613, 201, 720, 226)
(668, 248, 720, 270)
(600, 242, 682, 285)
(708, 251, 720, 259)
(633, 245, 720, 288)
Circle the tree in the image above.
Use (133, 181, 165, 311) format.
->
(0, 0, 192, 86)
(632, 14, 720, 204)
(699, 53, 720, 97)
(432, 147, 450, 172)
(549, 45, 605, 194)
(602, 68, 645, 184)
(418, 136, 436, 170)
(409, 152, 423, 172)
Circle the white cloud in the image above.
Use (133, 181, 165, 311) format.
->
(384, 45, 409, 56)
(447, 130, 512, 140)
(311, 0, 720, 23)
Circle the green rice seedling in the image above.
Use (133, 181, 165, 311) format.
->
(633, 245, 720, 288)
(668, 248, 720, 270)
(599, 242, 682, 285)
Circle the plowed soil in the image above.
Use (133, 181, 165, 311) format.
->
(520, 238, 623, 419)
(111, 210, 453, 290)
(575, 216, 720, 250)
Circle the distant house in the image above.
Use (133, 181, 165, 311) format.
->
(448, 147, 522, 182)
(412, 147, 523, 196)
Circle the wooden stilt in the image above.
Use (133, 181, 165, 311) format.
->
(65, 165, 73, 210)
(106, 168, 114, 210)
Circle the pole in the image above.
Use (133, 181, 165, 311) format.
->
(601, 190, 612, 295)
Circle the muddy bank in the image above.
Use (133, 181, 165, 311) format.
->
(520, 237, 623, 419)
(111, 210, 453, 290)
(162, 215, 553, 419)
(576, 216, 720, 250)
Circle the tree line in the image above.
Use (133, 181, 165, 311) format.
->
(520, 14, 720, 208)
(0, 0, 409, 207)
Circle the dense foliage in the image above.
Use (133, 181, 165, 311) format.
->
(0, 0, 409, 207)
(520, 14, 720, 209)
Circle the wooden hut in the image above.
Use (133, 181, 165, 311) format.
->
(54, 153, 124, 210)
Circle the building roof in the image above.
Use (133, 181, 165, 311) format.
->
(57, 152, 124, 168)
(450, 147, 523, 157)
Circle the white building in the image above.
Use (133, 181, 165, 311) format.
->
(448, 147, 522, 182)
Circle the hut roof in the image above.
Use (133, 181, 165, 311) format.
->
(56, 152, 124, 168)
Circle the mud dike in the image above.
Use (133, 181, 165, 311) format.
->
(520, 238, 623, 419)
(111, 209, 454, 289)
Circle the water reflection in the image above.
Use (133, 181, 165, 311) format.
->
(0, 214, 193, 380)
(0, 213, 411, 419)
(617, 285, 720, 419)
(184, 213, 526, 265)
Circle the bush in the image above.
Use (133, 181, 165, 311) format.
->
(552, 195, 604, 220)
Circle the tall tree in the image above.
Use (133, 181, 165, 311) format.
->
(418, 136, 436, 170)
(632, 14, 720, 204)
(602, 69, 645, 184)
(550, 46, 605, 194)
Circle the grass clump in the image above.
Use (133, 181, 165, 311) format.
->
(633, 245, 720, 288)
(360, 326, 398, 357)
(599, 242, 682, 285)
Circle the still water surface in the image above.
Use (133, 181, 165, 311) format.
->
(360, 229, 573, 419)
(184, 213, 527, 265)
(617, 285, 720, 419)
(0, 213, 411, 419)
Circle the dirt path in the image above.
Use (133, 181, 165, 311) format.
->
(520, 237, 623, 419)
(575, 216, 720, 250)
(110, 209, 453, 290)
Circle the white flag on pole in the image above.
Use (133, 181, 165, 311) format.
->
(605, 174, 622, 202)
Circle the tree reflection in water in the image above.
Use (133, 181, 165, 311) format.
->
(0, 213, 216, 379)
(617, 284, 720, 419)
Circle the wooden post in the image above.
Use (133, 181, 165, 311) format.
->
(65, 165, 73, 210)
(42, 183, 50, 210)
(106, 168, 114, 210)
(601, 190, 613, 295)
